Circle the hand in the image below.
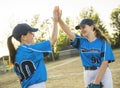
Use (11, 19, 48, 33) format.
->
(58, 7, 62, 21)
(53, 6, 59, 22)
(93, 80, 100, 85)
(87, 82, 103, 88)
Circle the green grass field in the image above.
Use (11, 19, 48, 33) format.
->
(0, 49, 119, 88)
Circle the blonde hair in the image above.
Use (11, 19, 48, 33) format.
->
(93, 26, 108, 42)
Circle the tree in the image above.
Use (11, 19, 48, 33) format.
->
(34, 19, 50, 42)
(30, 14, 39, 27)
(29, 15, 49, 42)
(53, 17, 75, 59)
(54, 18, 70, 51)
(110, 5, 120, 48)
(79, 7, 109, 37)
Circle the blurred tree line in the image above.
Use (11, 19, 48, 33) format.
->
(110, 5, 120, 48)
(19, 6, 120, 61)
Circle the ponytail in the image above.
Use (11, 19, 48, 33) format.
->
(7, 35, 16, 65)
(93, 26, 108, 42)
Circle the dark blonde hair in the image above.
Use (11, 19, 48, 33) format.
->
(7, 35, 16, 65)
(93, 26, 108, 42)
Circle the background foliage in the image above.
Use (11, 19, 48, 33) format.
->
(19, 6, 120, 61)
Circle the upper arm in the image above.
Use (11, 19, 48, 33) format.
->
(31, 41, 52, 53)
(58, 19, 75, 41)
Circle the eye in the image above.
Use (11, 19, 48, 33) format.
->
(28, 32, 33, 35)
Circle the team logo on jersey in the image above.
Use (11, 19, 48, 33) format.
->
(81, 48, 101, 53)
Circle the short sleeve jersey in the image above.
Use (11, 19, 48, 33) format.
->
(71, 34, 115, 67)
(14, 40, 52, 88)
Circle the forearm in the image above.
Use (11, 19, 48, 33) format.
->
(50, 21, 58, 45)
(94, 61, 108, 84)
(58, 19, 75, 41)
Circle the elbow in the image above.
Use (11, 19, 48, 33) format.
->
(101, 60, 109, 67)
(102, 60, 108, 64)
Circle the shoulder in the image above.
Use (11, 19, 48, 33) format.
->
(75, 34, 86, 40)
(31, 40, 51, 46)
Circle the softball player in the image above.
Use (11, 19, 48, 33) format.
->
(7, 6, 59, 88)
(55, 6, 115, 88)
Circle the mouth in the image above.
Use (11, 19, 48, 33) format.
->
(81, 30, 86, 34)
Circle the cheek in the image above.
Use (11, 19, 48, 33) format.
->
(29, 36, 34, 41)
(81, 29, 89, 36)
(27, 36, 34, 42)
(81, 29, 87, 34)
(30, 36, 34, 42)
(84, 28, 91, 33)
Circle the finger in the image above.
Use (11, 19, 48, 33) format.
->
(58, 9, 62, 15)
(54, 6, 59, 11)
(57, 6, 59, 12)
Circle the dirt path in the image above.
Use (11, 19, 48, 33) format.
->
(0, 49, 119, 88)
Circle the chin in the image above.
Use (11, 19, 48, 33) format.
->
(31, 41, 34, 44)
(29, 41, 34, 44)
(31, 40, 34, 43)
(82, 34, 86, 37)
(83, 33, 88, 37)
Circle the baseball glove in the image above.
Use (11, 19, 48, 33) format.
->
(87, 82, 103, 88)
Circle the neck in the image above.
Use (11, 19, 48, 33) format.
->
(86, 33, 96, 42)
(20, 41, 30, 45)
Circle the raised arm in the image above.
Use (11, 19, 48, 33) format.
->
(50, 6, 59, 45)
(58, 7, 75, 41)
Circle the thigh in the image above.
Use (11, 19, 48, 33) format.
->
(101, 68, 113, 88)
(84, 70, 98, 87)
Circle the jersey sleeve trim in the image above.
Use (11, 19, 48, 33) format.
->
(71, 34, 80, 49)
(102, 41, 115, 63)
(21, 45, 52, 53)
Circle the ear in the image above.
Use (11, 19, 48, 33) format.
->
(21, 35, 26, 41)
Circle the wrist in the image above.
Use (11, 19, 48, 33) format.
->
(93, 80, 100, 85)
(58, 18, 62, 22)
(93, 82, 100, 85)
(53, 21, 58, 24)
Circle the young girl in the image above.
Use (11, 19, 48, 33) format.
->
(55, 6, 115, 88)
(7, 6, 59, 88)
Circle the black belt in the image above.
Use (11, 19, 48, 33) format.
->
(84, 66, 97, 70)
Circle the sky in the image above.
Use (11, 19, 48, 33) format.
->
(0, 0, 120, 56)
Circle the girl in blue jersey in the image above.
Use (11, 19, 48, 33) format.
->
(54, 7, 115, 88)
(7, 6, 59, 88)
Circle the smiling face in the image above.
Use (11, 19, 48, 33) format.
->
(79, 24, 94, 38)
(21, 32, 35, 44)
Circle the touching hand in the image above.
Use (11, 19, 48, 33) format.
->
(58, 7, 62, 21)
(53, 6, 59, 22)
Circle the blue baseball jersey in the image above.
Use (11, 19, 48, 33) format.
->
(14, 40, 52, 88)
(71, 34, 115, 67)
